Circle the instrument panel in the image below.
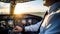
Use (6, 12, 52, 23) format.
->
(0, 14, 42, 30)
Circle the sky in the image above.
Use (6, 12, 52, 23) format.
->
(0, 0, 48, 14)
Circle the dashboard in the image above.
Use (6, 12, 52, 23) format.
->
(0, 14, 42, 30)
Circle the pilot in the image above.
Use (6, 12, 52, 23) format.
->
(13, 0, 60, 34)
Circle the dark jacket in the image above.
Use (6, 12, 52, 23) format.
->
(40, 2, 60, 34)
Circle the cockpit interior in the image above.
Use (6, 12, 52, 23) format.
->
(0, 0, 45, 34)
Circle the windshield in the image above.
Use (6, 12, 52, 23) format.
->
(0, 2, 10, 14)
(0, 0, 48, 17)
(14, 0, 48, 17)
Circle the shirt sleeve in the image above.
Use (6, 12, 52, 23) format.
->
(45, 13, 60, 34)
(25, 21, 42, 32)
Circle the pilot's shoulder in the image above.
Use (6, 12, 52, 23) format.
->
(49, 12, 60, 22)
(49, 10, 60, 18)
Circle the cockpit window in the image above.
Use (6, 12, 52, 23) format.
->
(0, 0, 48, 17)
(0, 2, 10, 14)
(14, 0, 48, 17)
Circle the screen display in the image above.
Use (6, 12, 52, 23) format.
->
(0, 2, 10, 14)
(7, 20, 14, 27)
(22, 19, 26, 25)
(28, 19, 32, 23)
(28, 19, 32, 24)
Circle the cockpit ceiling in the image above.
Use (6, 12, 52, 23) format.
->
(0, 0, 34, 3)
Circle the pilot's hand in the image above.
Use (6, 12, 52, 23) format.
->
(12, 26, 23, 32)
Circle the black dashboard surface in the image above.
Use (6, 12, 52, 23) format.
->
(0, 14, 42, 30)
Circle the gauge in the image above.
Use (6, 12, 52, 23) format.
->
(0, 21, 5, 24)
(0, 21, 6, 29)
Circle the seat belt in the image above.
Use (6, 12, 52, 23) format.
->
(37, 11, 48, 33)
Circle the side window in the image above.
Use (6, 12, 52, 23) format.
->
(0, 2, 10, 14)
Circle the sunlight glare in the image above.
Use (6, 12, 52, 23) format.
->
(14, 3, 27, 14)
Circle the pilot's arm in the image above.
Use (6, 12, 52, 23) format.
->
(25, 21, 42, 32)
(12, 21, 42, 32)
(40, 13, 60, 34)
